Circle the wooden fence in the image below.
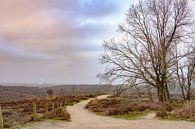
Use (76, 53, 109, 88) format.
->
(0, 95, 94, 128)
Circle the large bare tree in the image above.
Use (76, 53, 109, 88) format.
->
(100, 0, 194, 102)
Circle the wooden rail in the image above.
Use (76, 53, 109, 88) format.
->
(0, 94, 97, 128)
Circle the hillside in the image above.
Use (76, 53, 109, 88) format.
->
(0, 84, 111, 102)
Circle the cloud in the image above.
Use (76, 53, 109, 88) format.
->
(0, 0, 131, 83)
(0, 0, 193, 84)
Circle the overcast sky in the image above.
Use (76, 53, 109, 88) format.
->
(0, 0, 194, 84)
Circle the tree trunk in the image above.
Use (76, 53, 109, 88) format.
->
(186, 80, 192, 101)
(157, 84, 170, 102)
(147, 85, 153, 102)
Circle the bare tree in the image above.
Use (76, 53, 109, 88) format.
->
(176, 48, 195, 100)
(100, 0, 194, 102)
(47, 88, 53, 97)
(60, 88, 65, 97)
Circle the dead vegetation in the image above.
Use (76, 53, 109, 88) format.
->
(47, 107, 70, 120)
(86, 97, 195, 122)
(0, 85, 110, 102)
(1, 94, 98, 128)
(86, 98, 173, 116)
(157, 103, 195, 121)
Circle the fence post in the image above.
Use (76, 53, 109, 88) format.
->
(44, 101, 49, 119)
(57, 102, 59, 108)
(0, 105, 3, 129)
(32, 102, 37, 121)
(52, 102, 55, 110)
(60, 101, 62, 108)
(64, 98, 67, 105)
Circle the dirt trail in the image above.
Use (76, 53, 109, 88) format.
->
(23, 95, 195, 129)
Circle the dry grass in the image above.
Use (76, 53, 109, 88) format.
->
(162, 103, 195, 121)
(1, 94, 99, 128)
(47, 107, 70, 121)
(86, 98, 173, 116)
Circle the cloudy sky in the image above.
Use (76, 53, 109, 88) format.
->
(0, 0, 194, 84)
(0, 0, 131, 84)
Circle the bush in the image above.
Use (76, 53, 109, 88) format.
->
(174, 104, 195, 119)
(155, 103, 195, 121)
(3, 112, 31, 128)
(47, 107, 70, 120)
(156, 109, 168, 118)
(86, 98, 173, 116)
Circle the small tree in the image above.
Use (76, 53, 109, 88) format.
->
(176, 48, 195, 100)
(47, 88, 53, 97)
(60, 88, 65, 97)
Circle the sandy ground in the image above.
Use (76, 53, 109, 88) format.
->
(23, 95, 195, 129)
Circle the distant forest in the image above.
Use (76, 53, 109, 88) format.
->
(0, 84, 112, 102)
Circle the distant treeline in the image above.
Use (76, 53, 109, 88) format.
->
(0, 84, 112, 102)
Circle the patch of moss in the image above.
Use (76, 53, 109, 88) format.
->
(112, 111, 147, 120)
(156, 114, 195, 122)
(10, 125, 22, 129)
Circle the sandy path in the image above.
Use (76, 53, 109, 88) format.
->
(23, 95, 195, 129)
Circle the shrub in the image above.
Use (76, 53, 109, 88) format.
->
(156, 109, 168, 118)
(87, 98, 174, 116)
(3, 112, 31, 128)
(173, 104, 195, 119)
(47, 107, 70, 120)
